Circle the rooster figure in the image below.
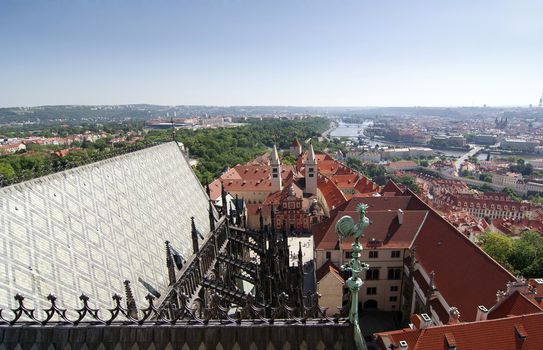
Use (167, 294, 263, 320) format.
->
(335, 203, 370, 350)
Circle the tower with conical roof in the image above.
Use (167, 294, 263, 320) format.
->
(270, 145, 282, 192)
(305, 143, 318, 195)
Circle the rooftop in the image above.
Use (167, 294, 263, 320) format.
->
(376, 312, 543, 350)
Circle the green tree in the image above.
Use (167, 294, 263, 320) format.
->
(479, 173, 493, 183)
(480, 231, 514, 271)
(502, 187, 522, 201)
(0, 162, 16, 182)
(510, 231, 543, 277)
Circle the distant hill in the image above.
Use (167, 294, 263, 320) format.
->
(1, 104, 541, 126)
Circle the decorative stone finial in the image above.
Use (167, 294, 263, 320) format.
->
(448, 306, 460, 324)
(124, 280, 138, 319)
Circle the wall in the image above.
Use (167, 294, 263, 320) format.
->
(0, 142, 210, 311)
(317, 272, 344, 315)
(0, 322, 356, 350)
(316, 248, 408, 312)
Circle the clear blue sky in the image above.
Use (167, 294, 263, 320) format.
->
(1, 0, 542, 107)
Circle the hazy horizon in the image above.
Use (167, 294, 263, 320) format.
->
(1, 0, 542, 107)
(0, 103, 539, 109)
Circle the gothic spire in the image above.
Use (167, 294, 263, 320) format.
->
(124, 279, 138, 319)
(307, 143, 316, 164)
(271, 144, 280, 165)
(191, 217, 199, 254)
(165, 241, 176, 285)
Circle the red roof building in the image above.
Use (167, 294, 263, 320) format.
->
(376, 312, 543, 350)
(312, 182, 516, 320)
(209, 142, 379, 232)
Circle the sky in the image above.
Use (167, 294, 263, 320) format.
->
(0, 0, 542, 107)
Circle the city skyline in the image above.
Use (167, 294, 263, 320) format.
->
(1, 0, 542, 107)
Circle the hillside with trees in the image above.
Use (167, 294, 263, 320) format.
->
(146, 118, 331, 183)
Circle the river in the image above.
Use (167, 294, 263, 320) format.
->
(330, 122, 542, 161)
(329, 122, 467, 157)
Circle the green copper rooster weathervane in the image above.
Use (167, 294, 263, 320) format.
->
(336, 203, 370, 350)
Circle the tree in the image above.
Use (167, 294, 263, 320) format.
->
(480, 232, 514, 271)
(480, 183, 493, 192)
(480, 231, 543, 278)
(510, 231, 543, 277)
(479, 173, 493, 183)
(0, 162, 16, 183)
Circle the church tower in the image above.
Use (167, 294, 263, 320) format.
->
(305, 143, 318, 195)
(290, 139, 302, 158)
(270, 145, 282, 192)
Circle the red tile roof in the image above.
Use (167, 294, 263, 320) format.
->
(330, 174, 359, 189)
(317, 174, 347, 211)
(406, 189, 516, 321)
(316, 260, 344, 283)
(223, 178, 273, 192)
(380, 181, 404, 196)
(209, 178, 223, 200)
(376, 312, 543, 350)
(262, 178, 303, 205)
(296, 150, 334, 170)
(338, 196, 413, 212)
(214, 164, 295, 194)
(313, 208, 428, 250)
(386, 160, 418, 169)
(488, 291, 543, 320)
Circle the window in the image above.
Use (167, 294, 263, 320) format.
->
(390, 286, 399, 292)
(388, 268, 401, 280)
(345, 251, 351, 259)
(369, 251, 378, 259)
(366, 268, 380, 280)
(326, 251, 331, 260)
(391, 251, 401, 258)
(367, 287, 377, 295)
(389, 296, 398, 302)
(308, 173, 314, 178)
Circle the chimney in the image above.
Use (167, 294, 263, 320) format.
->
(476, 305, 488, 321)
(444, 333, 456, 349)
(409, 314, 422, 329)
(399, 340, 408, 349)
(397, 209, 404, 225)
(420, 313, 432, 329)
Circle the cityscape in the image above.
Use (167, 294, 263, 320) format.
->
(2, 1, 543, 349)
